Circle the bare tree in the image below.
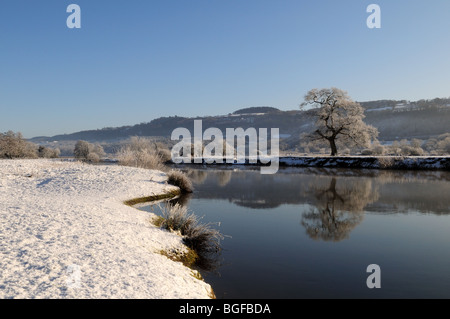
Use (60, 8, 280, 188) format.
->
(301, 88, 379, 156)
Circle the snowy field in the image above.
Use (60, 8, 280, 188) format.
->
(0, 159, 213, 299)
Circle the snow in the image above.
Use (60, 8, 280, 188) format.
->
(365, 106, 393, 112)
(0, 159, 213, 299)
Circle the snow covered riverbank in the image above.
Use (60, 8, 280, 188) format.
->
(0, 159, 213, 299)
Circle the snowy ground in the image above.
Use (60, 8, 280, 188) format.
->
(0, 159, 213, 299)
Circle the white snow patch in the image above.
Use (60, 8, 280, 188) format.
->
(365, 106, 393, 112)
(0, 159, 212, 299)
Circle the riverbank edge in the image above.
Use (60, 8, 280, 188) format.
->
(124, 188, 217, 299)
(167, 156, 450, 170)
(124, 189, 181, 206)
(0, 159, 215, 298)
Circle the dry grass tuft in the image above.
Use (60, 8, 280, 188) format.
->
(153, 204, 223, 269)
(167, 170, 193, 193)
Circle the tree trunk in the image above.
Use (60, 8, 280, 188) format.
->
(329, 138, 338, 156)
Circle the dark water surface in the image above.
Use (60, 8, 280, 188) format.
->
(139, 167, 450, 298)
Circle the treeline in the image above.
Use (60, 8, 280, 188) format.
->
(296, 133, 450, 156)
(233, 106, 280, 114)
(416, 98, 450, 108)
(0, 132, 174, 164)
(0, 131, 60, 159)
(360, 97, 450, 109)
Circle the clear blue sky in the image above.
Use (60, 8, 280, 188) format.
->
(1, 0, 450, 138)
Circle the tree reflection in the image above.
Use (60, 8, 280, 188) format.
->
(186, 169, 208, 184)
(301, 177, 379, 242)
(170, 193, 193, 207)
(216, 170, 232, 187)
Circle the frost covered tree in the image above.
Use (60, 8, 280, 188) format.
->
(301, 88, 379, 156)
(38, 146, 60, 158)
(115, 136, 169, 170)
(74, 140, 90, 159)
(0, 131, 38, 159)
(74, 140, 104, 162)
(437, 135, 450, 154)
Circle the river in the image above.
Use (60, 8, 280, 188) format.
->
(139, 166, 450, 298)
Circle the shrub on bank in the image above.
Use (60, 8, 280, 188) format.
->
(74, 140, 104, 163)
(0, 131, 39, 159)
(155, 204, 223, 257)
(167, 170, 193, 193)
(38, 146, 60, 158)
(117, 147, 166, 170)
(116, 136, 168, 170)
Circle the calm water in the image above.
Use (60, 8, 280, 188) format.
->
(139, 167, 450, 298)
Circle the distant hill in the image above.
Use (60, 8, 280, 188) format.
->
(30, 98, 450, 151)
(233, 106, 280, 114)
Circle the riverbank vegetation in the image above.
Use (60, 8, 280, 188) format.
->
(115, 136, 194, 192)
(152, 203, 224, 270)
(0, 131, 60, 159)
(115, 136, 170, 170)
(166, 170, 194, 193)
(74, 140, 105, 162)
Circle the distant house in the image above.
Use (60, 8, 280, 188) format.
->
(394, 101, 412, 111)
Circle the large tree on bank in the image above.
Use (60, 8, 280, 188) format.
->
(301, 88, 379, 156)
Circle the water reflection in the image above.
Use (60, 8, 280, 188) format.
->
(186, 169, 232, 187)
(216, 170, 232, 187)
(186, 169, 208, 184)
(140, 166, 450, 298)
(178, 166, 450, 212)
(301, 177, 378, 242)
(172, 167, 450, 242)
(170, 192, 193, 207)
